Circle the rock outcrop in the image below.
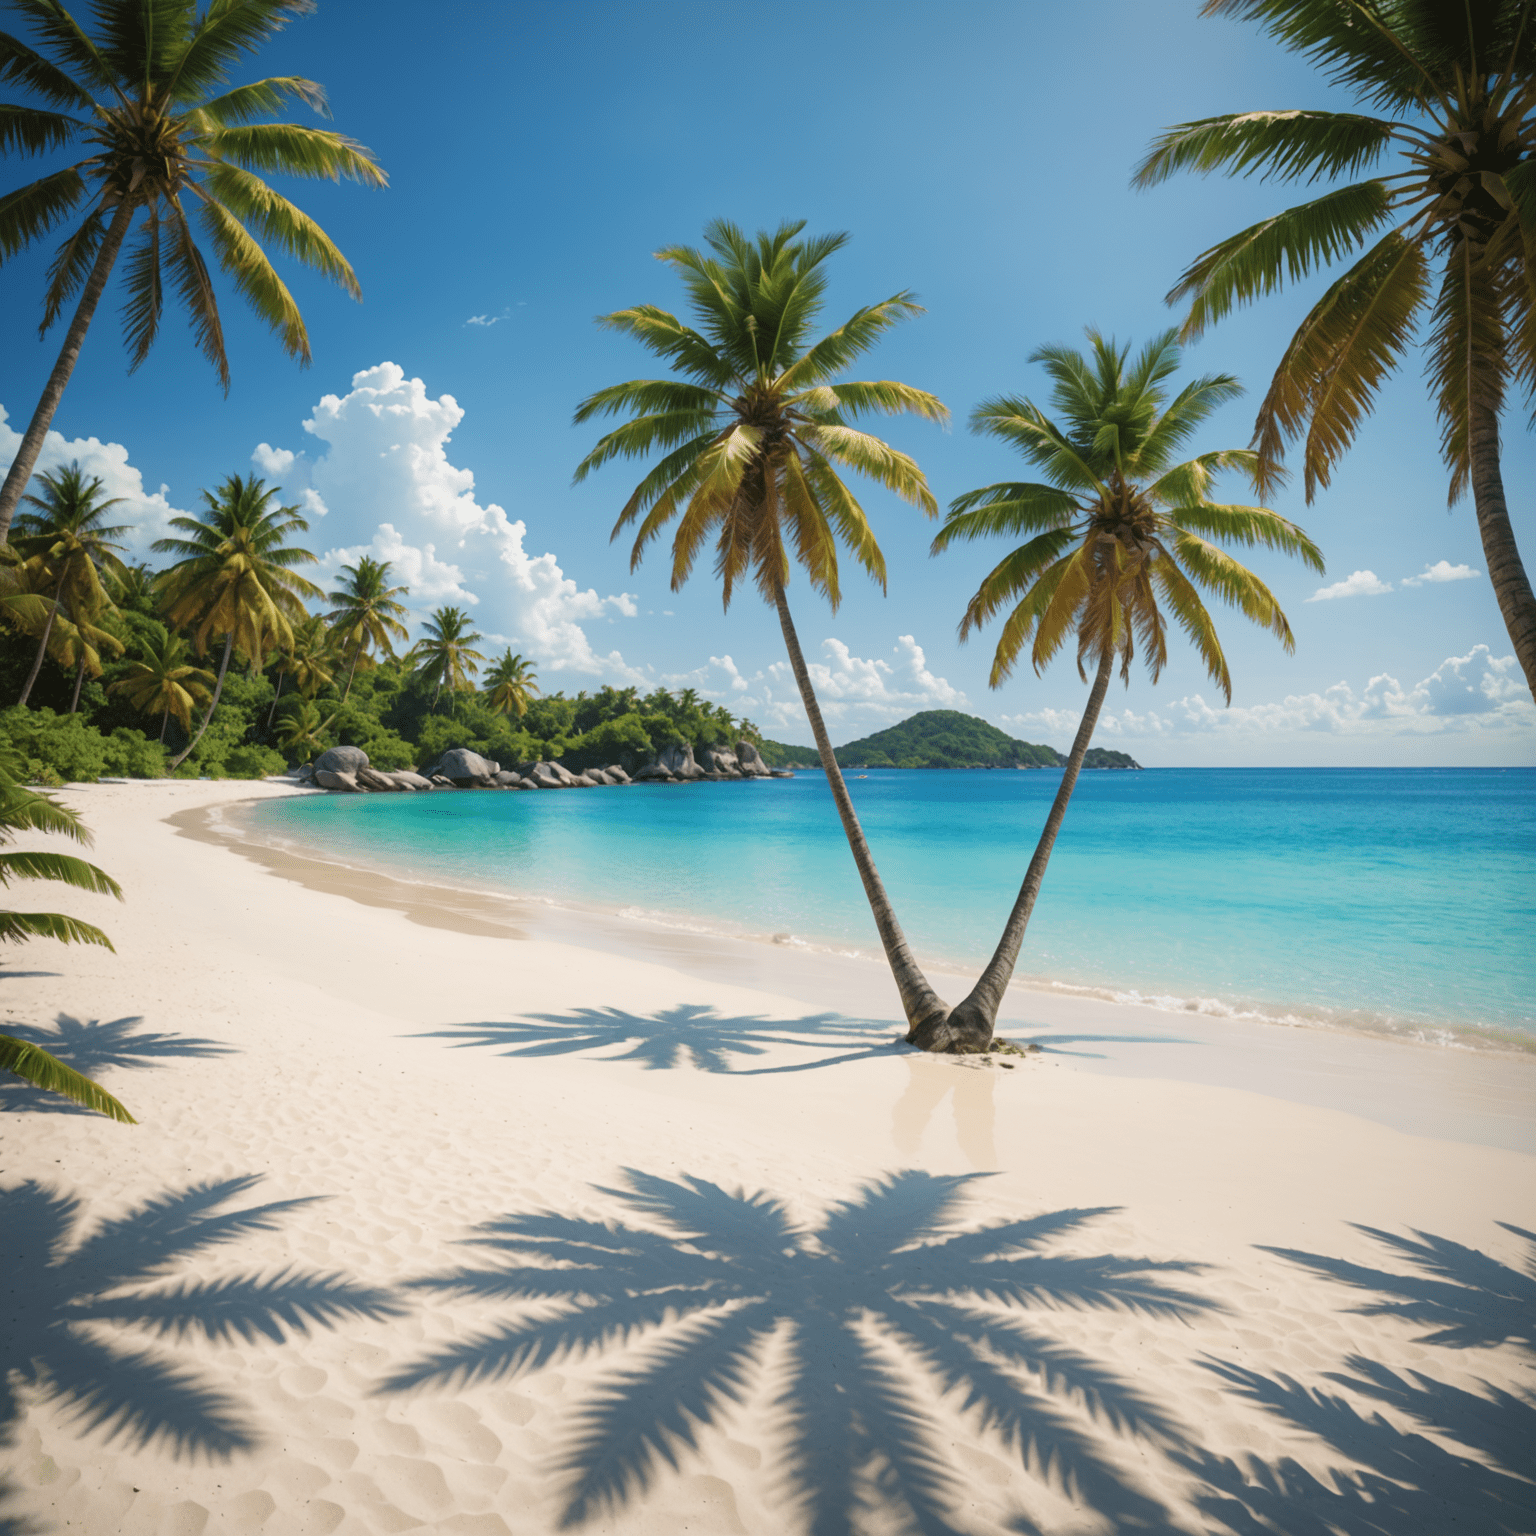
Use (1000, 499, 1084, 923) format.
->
(356, 767, 404, 792)
(315, 768, 360, 792)
(314, 745, 370, 776)
(735, 740, 772, 776)
(430, 748, 500, 787)
(604, 764, 631, 784)
(657, 742, 704, 780)
(391, 770, 433, 791)
(634, 763, 675, 782)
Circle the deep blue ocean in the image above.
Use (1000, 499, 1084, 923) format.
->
(247, 767, 1535, 1048)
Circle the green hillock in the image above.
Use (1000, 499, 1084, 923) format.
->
(833, 710, 1063, 769)
(1082, 747, 1142, 770)
(758, 738, 820, 768)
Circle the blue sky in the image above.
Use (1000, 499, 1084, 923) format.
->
(2, 0, 1532, 764)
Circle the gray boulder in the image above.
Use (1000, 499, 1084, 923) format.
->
(356, 767, 404, 792)
(390, 770, 433, 791)
(581, 769, 612, 786)
(492, 770, 523, 787)
(525, 761, 569, 789)
(735, 740, 771, 776)
(657, 742, 704, 780)
(315, 744, 370, 776)
(315, 768, 360, 792)
(604, 764, 632, 784)
(634, 763, 675, 782)
(429, 774, 457, 789)
(702, 746, 744, 777)
(431, 747, 500, 786)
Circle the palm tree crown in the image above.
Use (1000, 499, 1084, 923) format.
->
(325, 556, 409, 700)
(1135, 0, 1536, 693)
(573, 217, 947, 610)
(482, 648, 539, 718)
(107, 622, 214, 739)
(935, 328, 1324, 702)
(409, 605, 485, 711)
(0, 0, 387, 538)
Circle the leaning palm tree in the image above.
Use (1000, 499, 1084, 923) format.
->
(0, 746, 132, 1121)
(919, 329, 1324, 1053)
(325, 557, 409, 701)
(266, 611, 334, 722)
(574, 219, 951, 1038)
(1134, 0, 1536, 697)
(482, 648, 540, 718)
(408, 606, 485, 713)
(108, 623, 214, 741)
(10, 462, 129, 707)
(0, 0, 387, 541)
(154, 474, 319, 769)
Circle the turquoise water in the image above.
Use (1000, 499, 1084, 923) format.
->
(247, 768, 1535, 1048)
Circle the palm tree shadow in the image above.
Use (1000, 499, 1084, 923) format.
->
(416, 1004, 903, 1075)
(0, 1014, 233, 1115)
(380, 1170, 1215, 1533)
(1180, 1222, 1536, 1535)
(1009, 1030, 1197, 1060)
(1, 1174, 401, 1462)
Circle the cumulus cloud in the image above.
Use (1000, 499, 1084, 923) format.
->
(1, 404, 187, 558)
(1307, 569, 1393, 602)
(1402, 560, 1480, 586)
(254, 362, 642, 680)
(1000, 645, 1532, 742)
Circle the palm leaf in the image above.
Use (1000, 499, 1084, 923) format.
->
(194, 194, 307, 361)
(121, 202, 164, 369)
(0, 848, 122, 896)
(0, 164, 87, 263)
(1134, 109, 1398, 186)
(932, 483, 1079, 550)
(200, 161, 360, 296)
(164, 195, 229, 388)
(0, 25, 96, 106)
(0, 909, 114, 948)
(1150, 556, 1233, 700)
(1169, 501, 1325, 571)
(0, 101, 84, 154)
(195, 74, 328, 124)
(202, 123, 386, 186)
(1171, 530, 1293, 650)
(0, 1032, 134, 1121)
(39, 204, 103, 332)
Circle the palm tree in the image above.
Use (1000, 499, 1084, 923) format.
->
(482, 648, 540, 718)
(409, 606, 485, 713)
(1134, 0, 1536, 697)
(154, 473, 319, 769)
(0, 0, 387, 541)
(10, 462, 129, 707)
(272, 696, 334, 762)
(922, 329, 1323, 1053)
(104, 560, 158, 613)
(325, 556, 409, 701)
(266, 611, 334, 723)
(573, 219, 951, 1038)
(107, 623, 214, 741)
(0, 746, 131, 1121)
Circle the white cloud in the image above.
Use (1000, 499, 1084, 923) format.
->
(1402, 560, 1480, 587)
(318, 523, 477, 606)
(1307, 569, 1393, 602)
(0, 404, 187, 558)
(254, 361, 642, 680)
(465, 309, 512, 328)
(1000, 645, 1533, 743)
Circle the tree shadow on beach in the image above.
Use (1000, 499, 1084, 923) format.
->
(416, 1004, 903, 1075)
(1178, 1222, 1536, 1536)
(381, 1170, 1213, 1533)
(1002, 1029, 1196, 1060)
(1, 1174, 401, 1460)
(0, 1014, 232, 1115)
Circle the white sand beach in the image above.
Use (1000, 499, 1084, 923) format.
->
(2, 779, 1533, 1536)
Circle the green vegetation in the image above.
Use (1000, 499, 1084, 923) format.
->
(0, 0, 386, 540)
(834, 711, 1059, 770)
(1083, 748, 1140, 771)
(918, 330, 1322, 1052)
(757, 738, 819, 769)
(1138, 1, 1536, 697)
(0, 745, 133, 1122)
(575, 219, 952, 1040)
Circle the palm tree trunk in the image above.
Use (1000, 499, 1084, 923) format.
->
(772, 583, 949, 1036)
(0, 199, 138, 543)
(343, 640, 362, 702)
(1468, 399, 1536, 699)
(159, 708, 168, 743)
(266, 670, 286, 726)
(68, 652, 86, 714)
(16, 600, 59, 708)
(915, 650, 1115, 1053)
(169, 634, 233, 771)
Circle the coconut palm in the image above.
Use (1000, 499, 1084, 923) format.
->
(1135, 0, 1536, 697)
(153, 473, 319, 769)
(573, 219, 951, 1038)
(482, 648, 539, 718)
(272, 696, 334, 762)
(266, 611, 334, 723)
(0, 0, 387, 541)
(104, 559, 158, 613)
(52, 596, 124, 713)
(325, 556, 409, 701)
(107, 623, 214, 741)
(10, 462, 129, 708)
(921, 329, 1324, 1053)
(0, 746, 130, 1121)
(409, 606, 485, 713)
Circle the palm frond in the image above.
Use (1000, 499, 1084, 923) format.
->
(0, 909, 114, 949)
(1172, 531, 1294, 651)
(0, 1033, 134, 1121)
(164, 195, 228, 388)
(201, 123, 386, 186)
(0, 164, 87, 264)
(1150, 556, 1233, 701)
(0, 849, 121, 896)
(39, 204, 103, 332)
(792, 379, 949, 424)
(931, 484, 1080, 551)
(200, 161, 360, 296)
(196, 74, 328, 124)
(778, 295, 927, 388)
(194, 194, 307, 361)
(120, 203, 163, 369)
(800, 424, 937, 512)
(1134, 109, 1398, 186)
(1169, 502, 1325, 571)
(0, 101, 84, 155)
(0, 26, 97, 107)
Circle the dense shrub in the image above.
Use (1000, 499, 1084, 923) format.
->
(561, 713, 654, 773)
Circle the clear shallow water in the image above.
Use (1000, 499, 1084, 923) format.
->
(247, 768, 1535, 1049)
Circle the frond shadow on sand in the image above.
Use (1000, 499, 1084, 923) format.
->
(415, 1003, 904, 1075)
(381, 1168, 1213, 1533)
(0, 1013, 232, 1115)
(0, 1174, 401, 1462)
(1179, 1221, 1536, 1536)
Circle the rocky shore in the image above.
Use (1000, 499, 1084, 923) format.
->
(298, 739, 796, 793)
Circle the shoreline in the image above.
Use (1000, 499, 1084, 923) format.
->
(223, 778, 1536, 1061)
(2, 777, 1532, 1536)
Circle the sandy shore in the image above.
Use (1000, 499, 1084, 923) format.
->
(2, 779, 1532, 1536)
